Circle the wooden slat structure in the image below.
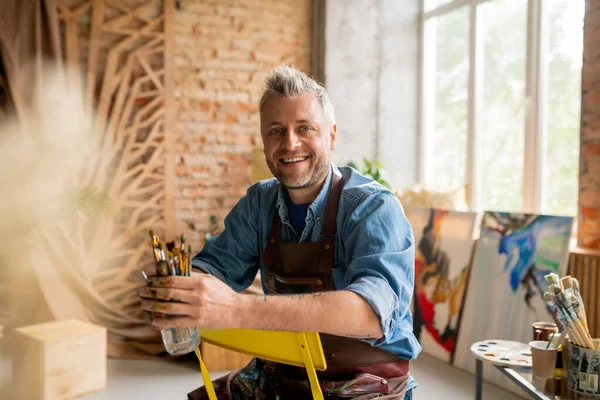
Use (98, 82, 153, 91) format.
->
(44, 0, 176, 355)
(567, 246, 600, 338)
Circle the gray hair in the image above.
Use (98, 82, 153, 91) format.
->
(259, 65, 335, 126)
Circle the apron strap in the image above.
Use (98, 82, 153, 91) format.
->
(321, 169, 343, 238)
(317, 169, 343, 279)
(262, 211, 282, 270)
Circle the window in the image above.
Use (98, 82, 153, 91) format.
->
(422, 6, 469, 190)
(420, 0, 584, 216)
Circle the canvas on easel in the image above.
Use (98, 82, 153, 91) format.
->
(405, 206, 478, 363)
(453, 211, 574, 394)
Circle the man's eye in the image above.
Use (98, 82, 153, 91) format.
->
(299, 126, 312, 132)
(270, 128, 283, 135)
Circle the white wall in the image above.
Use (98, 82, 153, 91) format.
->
(325, 0, 420, 190)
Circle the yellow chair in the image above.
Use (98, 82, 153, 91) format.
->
(194, 329, 327, 400)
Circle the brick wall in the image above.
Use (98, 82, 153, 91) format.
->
(172, 0, 312, 244)
(579, 0, 600, 250)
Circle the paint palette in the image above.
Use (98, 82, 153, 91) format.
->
(470, 340, 532, 368)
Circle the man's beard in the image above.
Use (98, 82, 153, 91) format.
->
(267, 154, 330, 191)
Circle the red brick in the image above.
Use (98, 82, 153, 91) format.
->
(584, 91, 600, 106)
(581, 220, 600, 236)
(582, 143, 600, 156)
(580, 235, 600, 249)
(582, 124, 600, 140)
(582, 207, 599, 219)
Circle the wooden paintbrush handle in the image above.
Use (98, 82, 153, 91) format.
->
(573, 319, 595, 349)
(579, 303, 589, 333)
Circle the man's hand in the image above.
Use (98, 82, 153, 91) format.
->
(138, 272, 242, 330)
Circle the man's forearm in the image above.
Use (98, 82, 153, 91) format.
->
(237, 290, 384, 339)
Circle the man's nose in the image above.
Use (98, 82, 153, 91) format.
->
(283, 130, 301, 150)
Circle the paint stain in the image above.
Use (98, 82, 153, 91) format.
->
(484, 353, 497, 357)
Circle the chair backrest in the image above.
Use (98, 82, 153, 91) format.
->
(195, 329, 327, 400)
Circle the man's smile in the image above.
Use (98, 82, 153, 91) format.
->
(280, 156, 309, 165)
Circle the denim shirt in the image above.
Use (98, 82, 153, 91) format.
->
(192, 164, 422, 365)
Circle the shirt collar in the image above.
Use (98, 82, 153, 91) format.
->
(276, 163, 337, 224)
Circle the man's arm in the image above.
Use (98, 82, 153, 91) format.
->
(240, 290, 383, 339)
(190, 186, 261, 292)
(139, 273, 382, 339)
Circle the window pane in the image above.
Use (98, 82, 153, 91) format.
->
(426, 7, 469, 190)
(425, 0, 456, 13)
(543, 0, 584, 216)
(480, 0, 528, 212)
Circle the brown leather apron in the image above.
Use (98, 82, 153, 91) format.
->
(188, 171, 411, 399)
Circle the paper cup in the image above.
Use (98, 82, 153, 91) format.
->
(530, 340, 558, 379)
(567, 339, 600, 398)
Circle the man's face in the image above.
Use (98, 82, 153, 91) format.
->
(260, 93, 336, 193)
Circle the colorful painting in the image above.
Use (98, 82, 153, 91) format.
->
(453, 212, 574, 392)
(405, 206, 478, 363)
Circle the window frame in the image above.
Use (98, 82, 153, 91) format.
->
(418, 0, 552, 213)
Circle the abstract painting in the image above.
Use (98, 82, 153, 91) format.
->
(453, 211, 574, 391)
(405, 206, 478, 363)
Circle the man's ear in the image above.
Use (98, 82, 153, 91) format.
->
(329, 124, 337, 150)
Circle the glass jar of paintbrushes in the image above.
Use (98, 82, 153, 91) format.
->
(544, 273, 600, 398)
(146, 230, 201, 356)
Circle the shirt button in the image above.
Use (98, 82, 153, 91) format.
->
(317, 279, 323, 285)
(270, 238, 275, 243)
(324, 244, 330, 250)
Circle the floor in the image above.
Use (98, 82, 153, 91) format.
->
(1, 350, 521, 399)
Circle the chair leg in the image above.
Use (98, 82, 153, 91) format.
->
(196, 348, 218, 400)
(296, 333, 324, 400)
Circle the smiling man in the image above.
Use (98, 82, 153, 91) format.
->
(139, 66, 420, 399)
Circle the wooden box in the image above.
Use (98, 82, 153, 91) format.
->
(12, 319, 107, 400)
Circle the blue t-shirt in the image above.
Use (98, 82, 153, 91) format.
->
(287, 199, 310, 237)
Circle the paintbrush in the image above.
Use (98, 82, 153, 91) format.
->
(552, 288, 584, 345)
(544, 291, 583, 346)
(188, 244, 193, 276)
(549, 331, 565, 350)
(545, 273, 560, 288)
(182, 246, 188, 276)
(180, 234, 186, 251)
(553, 287, 595, 348)
(172, 248, 181, 275)
(149, 230, 161, 262)
(158, 241, 166, 260)
(570, 295, 590, 337)
(561, 276, 574, 298)
(571, 278, 590, 334)
(148, 230, 158, 247)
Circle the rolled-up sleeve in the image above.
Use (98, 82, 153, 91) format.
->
(191, 186, 261, 293)
(342, 191, 415, 347)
